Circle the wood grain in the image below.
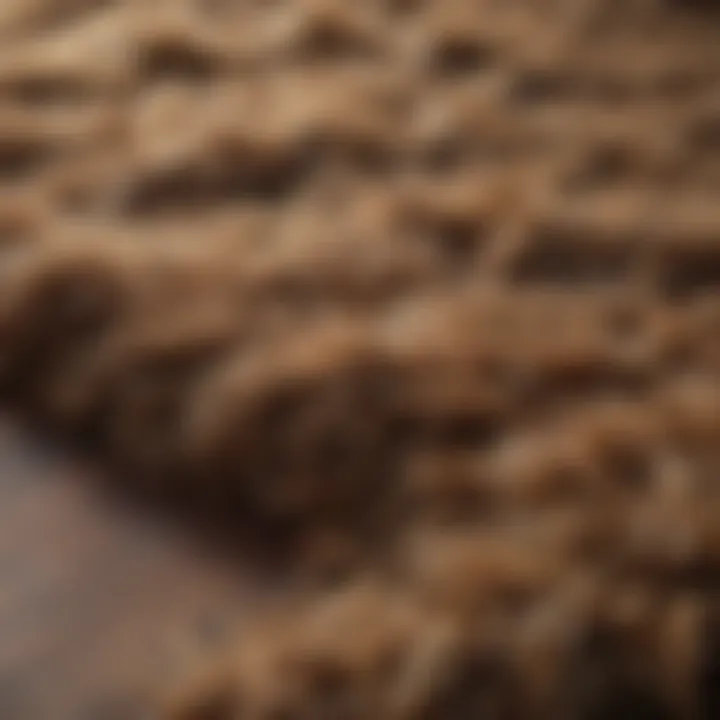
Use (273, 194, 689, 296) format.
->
(0, 418, 253, 720)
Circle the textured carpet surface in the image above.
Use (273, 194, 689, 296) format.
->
(1, 1, 720, 718)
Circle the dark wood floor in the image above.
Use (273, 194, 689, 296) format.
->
(0, 418, 253, 720)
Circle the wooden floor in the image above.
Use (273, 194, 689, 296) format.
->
(0, 419, 254, 720)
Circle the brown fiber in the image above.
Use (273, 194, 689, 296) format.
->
(1, 1, 720, 717)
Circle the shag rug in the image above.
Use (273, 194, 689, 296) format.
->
(1, 0, 720, 717)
